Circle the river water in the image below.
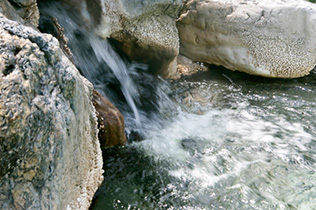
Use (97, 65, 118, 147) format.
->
(91, 69, 316, 210)
(39, 3, 316, 210)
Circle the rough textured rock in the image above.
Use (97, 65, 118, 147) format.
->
(177, 54, 209, 77)
(177, 0, 316, 78)
(38, 14, 74, 64)
(92, 90, 127, 148)
(61, 0, 183, 78)
(1, 0, 39, 26)
(0, 14, 103, 210)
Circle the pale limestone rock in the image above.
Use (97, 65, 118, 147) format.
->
(0, 14, 103, 210)
(177, 0, 316, 78)
(61, 0, 183, 78)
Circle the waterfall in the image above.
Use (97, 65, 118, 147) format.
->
(39, 2, 143, 129)
(39, 2, 316, 210)
(90, 38, 142, 127)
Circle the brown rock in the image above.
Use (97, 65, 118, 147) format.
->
(177, 54, 209, 77)
(92, 90, 127, 148)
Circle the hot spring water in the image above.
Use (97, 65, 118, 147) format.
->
(40, 3, 316, 209)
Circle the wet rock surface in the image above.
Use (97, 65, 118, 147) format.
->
(92, 90, 127, 148)
(0, 14, 103, 210)
(177, 54, 209, 77)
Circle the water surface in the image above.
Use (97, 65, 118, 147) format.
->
(92, 67, 316, 210)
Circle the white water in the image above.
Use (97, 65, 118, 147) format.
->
(134, 106, 315, 209)
(91, 70, 316, 209)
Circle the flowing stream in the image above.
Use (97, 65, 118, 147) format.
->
(39, 3, 316, 210)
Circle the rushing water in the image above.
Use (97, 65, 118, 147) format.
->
(90, 69, 316, 210)
(39, 3, 316, 210)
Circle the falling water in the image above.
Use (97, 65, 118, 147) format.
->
(39, 2, 316, 210)
(89, 38, 142, 127)
(39, 2, 143, 129)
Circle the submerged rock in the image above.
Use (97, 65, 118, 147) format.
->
(60, 0, 183, 78)
(177, 0, 316, 78)
(0, 14, 103, 210)
(92, 90, 127, 148)
(177, 54, 209, 77)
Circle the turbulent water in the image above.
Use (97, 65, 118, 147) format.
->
(39, 3, 316, 210)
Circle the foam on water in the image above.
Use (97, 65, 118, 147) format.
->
(129, 71, 316, 209)
(135, 105, 314, 185)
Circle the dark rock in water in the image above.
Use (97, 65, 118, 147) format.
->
(93, 90, 127, 147)
(181, 137, 207, 157)
(181, 138, 198, 150)
(127, 129, 144, 142)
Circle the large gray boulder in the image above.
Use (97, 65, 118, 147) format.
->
(62, 0, 183, 78)
(177, 0, 316, 78)
(0, 14, 103, 210)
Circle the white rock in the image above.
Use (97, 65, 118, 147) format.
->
(177, 0, 316, 78)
